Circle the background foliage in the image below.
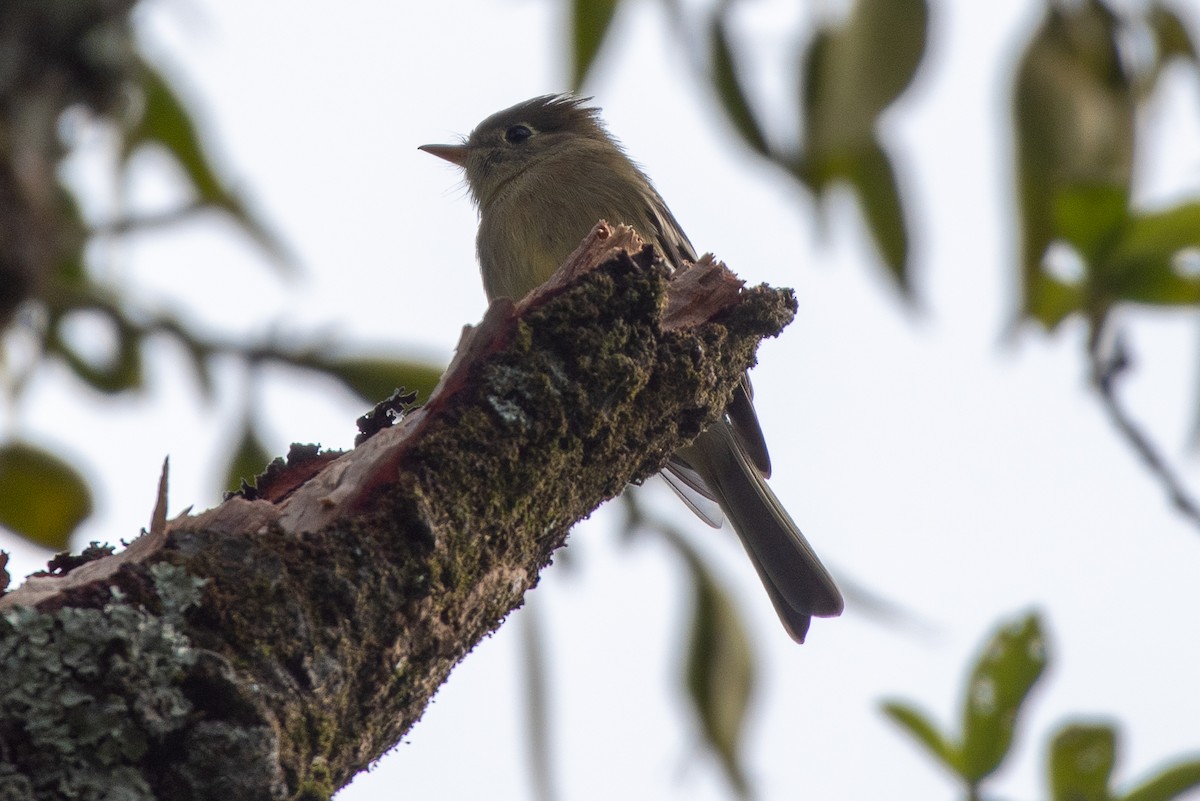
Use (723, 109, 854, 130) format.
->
(2, 0, 1200, 798)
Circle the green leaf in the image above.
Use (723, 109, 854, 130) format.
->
(1123, 758, 1200, 801)
(1049, 723, 1116, 801)
(224, 425, 273, 493)
(1027, 273, 1087, 330)
(1111, 202, 1200, 268)
(1012, 2, 1135, 325)
(659, 526, 754, 796)
(0, 442, 93, 550)
(803, 0, 928, 154)
(959, 612, 1049, 782)
(1052, 184, 1129, 265)
(847, 0, 929, 117)
(797, 0, 925, 297)
(316, 356, 444, 405)
(796, 28, 834, 190)
(881, 701, 962, 777)
(1148, 4, 1198, 64)
(125, 58, 293, 269)
(1103, 203, 1200, 305)
(1107, 263, 1200, 306)
(709, 6, 769, 156)
(685, 559, 754, 797)
(123, 60, 223, 202)
(571, 0, 620, 89)
(846, 141, 910, 294)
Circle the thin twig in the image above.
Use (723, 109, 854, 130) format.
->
(1089, 330, 1200, 529)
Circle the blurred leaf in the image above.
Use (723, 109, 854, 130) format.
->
(1148, 4, 1198, 64)
(844, 0, 929, 118)
(1049, 723, 1116, 801)
(0, 442, 93, 550)
(1103, 203, 1200, 305)
(881, 701, 963, 777)
(1111, 202, 1200, 267)
(316, 356, 444, 405)
(959, 612, 1048, 782)
(1052, 184, 1129, 265)
(794, 28, 833, 191)
(518, 601, 559, 801)
(571, 0, 619, 89)
(46, 308, 143, 394)
(1123, 758, 1200, 801)
(798, 0, 925, 297)
(1106, 261, 1200, 306)
(224, 424, 273, 493)
(846, 141, 910, 293)
(804, 0, 928, 154)
(617, 500, 755, 795)
(685, 558, 754, 797)
(709, 6, 769, 156)
(123, 59, 222, 200)
(1027, 274, 1087, 329)
(125, 58, 292, 269)
(1012, 1, 1134, 325)
(178, 335, 217, 401)
(51, 183, 89, 289)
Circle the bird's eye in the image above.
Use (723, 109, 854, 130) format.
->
(505, 124, 533, 144)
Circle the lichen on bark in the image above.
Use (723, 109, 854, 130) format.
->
(0, 224, 796, 798)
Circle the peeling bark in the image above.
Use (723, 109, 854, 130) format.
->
(0, 224, 796, 800)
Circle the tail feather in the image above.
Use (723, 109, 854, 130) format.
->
(679, 420, 843, 640)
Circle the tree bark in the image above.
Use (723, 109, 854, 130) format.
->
(0, 224, 797, 800)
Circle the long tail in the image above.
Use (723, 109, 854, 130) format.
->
(675, 420, 843, 642)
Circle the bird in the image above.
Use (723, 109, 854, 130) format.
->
(420, 94, 842, 642)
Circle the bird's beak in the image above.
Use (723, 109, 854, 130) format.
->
(418, 143, 470, 167)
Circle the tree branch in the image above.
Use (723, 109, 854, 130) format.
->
(0, 224, 797, 800)
(1090, 329, 1200, 530)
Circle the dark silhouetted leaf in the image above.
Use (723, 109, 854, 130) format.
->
(847, 142, 910, 293)
(316, 356, 444, 405)
(1123, 758, 1200, 801)
(881, 701, 963, 777)
(224, 425, 273, 493)
(710, 7, 769, 156)
(571, 0, 620, 89)
(0, 442, 93, 550)
(1049, 723, 1116, 801)
(959, 612, 1048, 782)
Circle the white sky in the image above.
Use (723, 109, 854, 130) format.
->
(5, 1, 1200, 799)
